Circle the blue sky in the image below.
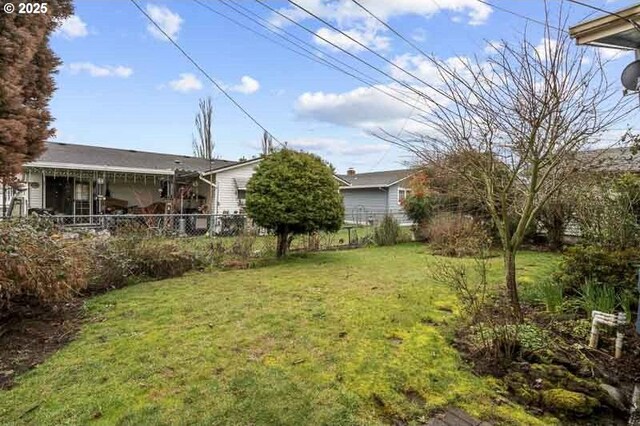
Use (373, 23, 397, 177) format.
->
(50, 0, 640, 173)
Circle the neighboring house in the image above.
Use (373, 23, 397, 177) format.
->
(0, 142, 356, 220)
(337, 168, 415, 225)
(0, 142, 248, 218)
(582, 147, 640, 174)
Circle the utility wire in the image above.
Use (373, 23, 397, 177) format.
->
(566, 0, 640, 33)
(349, 0, 434, 62)
(192, 0, 372, 84)
(478, 0, 569, 34)
(284, 0, 458, 106)
(216, 0, 386, 91)
(256, 0, 456, 114)
(129, 0, 284, 146)
(194, 0, 433, 116)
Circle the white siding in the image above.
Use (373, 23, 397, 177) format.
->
(0, 172, 40, 216)
(214, 162, 259, 215)
(26, 171, 44, 211)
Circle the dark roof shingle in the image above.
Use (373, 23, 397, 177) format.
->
(338, 169, 414, 187)
(580, 147, 640, 173)
(28, 142, 237, 173)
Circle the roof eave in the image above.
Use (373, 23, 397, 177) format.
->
(202, 158, 261, 176)
(569, 5, 640, 48)
(24, 161, 177, 175)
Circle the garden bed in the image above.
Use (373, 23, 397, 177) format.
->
(454, 299, 639, 424)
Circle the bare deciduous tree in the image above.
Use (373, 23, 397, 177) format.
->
(261, 130, 274, 156)
(192, 97, 214, 161)
(377, 21, 631, 319)
(192, 97, 215, 214)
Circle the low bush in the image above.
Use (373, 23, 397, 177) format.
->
(426, 212, 490, 257)
(521, 279, 564, 314)
(131, 240, 197, 280)
(555, 245, 640, 296)
(578, 279, 618, 316)
(87, 238, 136, 292)
(1, 221, 199, 318)
(402, 193, 434, 238)
(0, 220, 89, 317)
(230, 230, 257, 268)
(373, 214, 400, 246)
(433, 251, 524, 361)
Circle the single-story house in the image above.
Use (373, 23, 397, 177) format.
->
(337, 168, 415, 225)
(4, 142, 415, 222)
(1, 142, 252, 218)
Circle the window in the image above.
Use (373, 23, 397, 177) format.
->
(237, 189, 246, 205)
(74, 182, 90, 201)
(398, 188, 411, 204)
(74, 182, 90, 216)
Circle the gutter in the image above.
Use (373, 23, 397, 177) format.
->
(24, 162, 176, 176)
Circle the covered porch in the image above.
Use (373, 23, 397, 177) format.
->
(17, 165, 214, 219)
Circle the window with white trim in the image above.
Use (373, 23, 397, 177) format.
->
(398, 187, 411, 204)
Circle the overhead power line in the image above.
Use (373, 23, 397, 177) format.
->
(193, 0, 434, 116)
(478, 0, 569, 34)
(284, 0, 458, 106)
(255, 0, 457, 114)
(128, 0, 283, 146)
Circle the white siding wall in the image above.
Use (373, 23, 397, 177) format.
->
(0, 171, 43, 216)
(26, 171, 44, 211)
(214, 162, 259, 214)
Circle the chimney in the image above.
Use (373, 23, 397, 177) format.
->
(347, 167, 356, 176)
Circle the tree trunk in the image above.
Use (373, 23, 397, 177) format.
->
(504, 249, 523, 322)
(276, 229, 289, 257)
(547, 218, 564, 251)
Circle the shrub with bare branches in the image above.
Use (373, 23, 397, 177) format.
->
(377, 13, 631, 319)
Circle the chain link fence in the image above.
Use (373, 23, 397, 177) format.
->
(1, 211, 414, 255)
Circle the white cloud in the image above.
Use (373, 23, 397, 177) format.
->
(55, 15, 88, 39)
(146, 4, 183, 41)
(598, 47, 631, 61)
(314, 22, 390, 52)
(270, 0, 492, 28)
(169, 73, 203, 93)
(390, 53, 474, 85)
(295, 83, 436, 134)
(534, 37, 558, 61)
(412, 28, 427, 43)
(287, 137, 389, 156)
(68, 62, 133, 78)
(484, 40, 504, 54)
(270, 1, 490, 56)
(228, 75, 260, 94)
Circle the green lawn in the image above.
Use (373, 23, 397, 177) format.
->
(0, 244, 560, 425)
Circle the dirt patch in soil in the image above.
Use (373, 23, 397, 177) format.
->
(0, 300, 85, 390)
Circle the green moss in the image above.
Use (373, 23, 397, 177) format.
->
(0, 245, 559, 425)
(541, 388, 599, 415)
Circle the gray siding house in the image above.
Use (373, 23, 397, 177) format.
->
(337, 168, 414, 225)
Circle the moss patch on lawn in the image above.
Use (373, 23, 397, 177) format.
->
(0, 244, 559, 425)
